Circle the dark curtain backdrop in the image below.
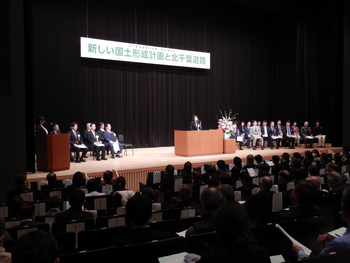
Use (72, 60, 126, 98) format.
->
(29, 0, 343, 151)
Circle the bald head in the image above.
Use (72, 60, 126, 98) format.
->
(260, 176, 272, 190)
(307, 176, 321, 188)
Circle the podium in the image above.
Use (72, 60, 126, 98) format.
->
(223, 139, 236, 154)
(36, 134, 70, 172)
(174, 130, 223, 157)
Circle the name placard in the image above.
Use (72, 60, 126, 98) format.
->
(81, 37, 210, 69)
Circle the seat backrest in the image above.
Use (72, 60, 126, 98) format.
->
(52, 218, 95, 234)
(53, 232, 76, 255)
(78, 226, 130, 251)
(186, 231, 218, 255)
(95, 215, 126, 229)
(120, 237, 185, 263)
(118, 134, 124, 143)
(7, 223, 50, 240)
(58, 246, 118, 263)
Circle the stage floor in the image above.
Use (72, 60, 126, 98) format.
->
(27, 145, 342, 184)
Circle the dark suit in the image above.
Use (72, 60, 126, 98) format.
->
(49, 130, 61, 135)
(274, 205, 322, 222)
(283, 125, 295, 148)
(85, 130, 106, 159)
(244, 126, 251, 147)
(12, 220, 48, 229)
(103, 130, 123, 156)
(68, 129, 88, 161)
(111, 227, 175, 247)
(301, 126, 313, 147)
(36, 124, 48, 135)
(267, 126, 281, 149)
(245, 190, 275, 224)
(55, 206, 94, 222)
(190, 121, 200, 131)
(237, 183, 259, 200)
(260, 125, 269, 147)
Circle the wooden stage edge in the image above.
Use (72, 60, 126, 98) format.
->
(27, 145, 342, 191)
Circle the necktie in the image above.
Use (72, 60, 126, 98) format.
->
(288, 127, 290, 135)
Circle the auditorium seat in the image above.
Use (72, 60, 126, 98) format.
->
(95, 214, 127, 229)
(78, 226, 130, 251)
(118, 134, 134, 156)
(52, 218, 95, 235)
(6, 223, 50, 240)
(186, 231, 218, 255)
(149, 216, 201, 233)
(59, 246, 118, 263)
(41, 188, 68, 202)
(53, 232, 76, 255)
(291, 248, 350, 263)
(119, 236, 185, 263)
(84, 194, 114, 217)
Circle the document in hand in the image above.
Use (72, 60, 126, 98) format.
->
(275, 224, 312, 256)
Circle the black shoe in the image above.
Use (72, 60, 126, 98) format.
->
(261, 147, 264, 150)
(247, 146, 251, 149)
(75, 160, 81, 163)
(96, 158, 101, 161)
(292, 146, 295, 149)
(116, 154, 123, 158)
(101, 157, 107, 160)
(253, 147, 257, 150)
(276, 147, 279, 149)
(239, 147, 243, 150)
(80, 158, 86, 162)
(111, 155, 115, 159)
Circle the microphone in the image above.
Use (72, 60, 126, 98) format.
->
(197, 119, 202, 123)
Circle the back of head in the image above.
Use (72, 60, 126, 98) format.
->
(214, 201, 253, 245)
(272, 155, 280, 164)
(207, 166, 217, 176)
(327, 172, 342, 184)
(141, 186, 157, 203)
(47, 196, 61, 210)
(12, 230, 58, 263)
(103, 170, 113, 184)
(116, 176, 126, 190)
(165, 165, 175, 177)
(126, 194, 152, 226)
(217, 160, 225, 169)
(260, 176, 272, 190)
(233, 157, 242, 167)
(219, 172, 232, 185)
(320, 153, 329, 163)
(254, 155, 263, 163)
(306, 176, 321, 188)
(218, 184, 235, 201)
(18, 202, 35, 220)
(294, 180, 318, 206)
(204, 162, 212, 171)
(247, 154, 254, 164)
(15, 174, 26, 186)
(307, 165, 319, 176)
(282, 152, 290, 161)
(46, 173, 57, 185)
(184, 161, 192, 172)
(293, 152, 302, 160)
(200, 187, 225, 213)
(86, 178, 99, 193)
(178, 184, 193, 201)
(279, 169, 290, 181)
(72, 171, 84, 187)
(69, 190, 85, 207)
(291, 158, 301, 169)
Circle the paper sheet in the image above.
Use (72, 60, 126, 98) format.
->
(275, 224, 312, 256)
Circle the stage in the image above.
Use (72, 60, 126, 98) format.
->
(27, 144, 342, 191)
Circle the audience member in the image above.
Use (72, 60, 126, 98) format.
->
(201, 162, 212, 183)
(41, 173, 65, 190)
(271, 155, 282, 177)
(274, 180, 321, 222)
(111, 194, 174, 246)
(182, 161, 193, 184)
(243, 154, 256, 170)
(197, 201, 270, 263)
(85, 178, 106, 197)
(231, 157, 242, 181)
(191, 170, 205, 204)
(168, 184, 199, 209)
(281, 152, 290, 170)
(216, 160, 228, 175)
(276, 169, 290, 192)
(114, 176, 136, 206)
(11, 230, 59, 263)
(55, 190, 93, 222)
(207, 166, 219, 187)
(6, 174, 28, 204)
(307, 165, 319, 177)
(237, 171, 259, 200)
(44, 196, 61, 216)
(319, 153, 329, 169)
(245, 176, 273, 213)
(327, 172, 346, 195)
(141, 186, 158, 203)
(12, 202, 48, 229)
(293, 185, 350, 259)
(68, 171, 85, 189)
(159, 165, 178, 203)
(185, 187, 225, 238)
(0, 216, 11, 263)
(218, 184, 235, 201)
(219, 172, 232, 186)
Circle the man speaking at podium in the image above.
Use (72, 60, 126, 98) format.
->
(190, 115, 202, 131)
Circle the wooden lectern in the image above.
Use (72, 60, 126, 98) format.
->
(223, 139, 236, 154)
(174, 130, 223, 157)
(36, 134, 70, 172)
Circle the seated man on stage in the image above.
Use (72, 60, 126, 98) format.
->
(313, 120, 326, 148)
(103, 123, 123, 158)
(49, 123, 61, 134)
(268, 121, 281, 149)
(260, 120, 269, 149)
(250, 120, 264, 150)
(283, 120, 295, 149)
(85, 123, 107, 161)
(301, 121, 314, 148)
(68, 122, 88, 163)
(245, 121, 252, 148)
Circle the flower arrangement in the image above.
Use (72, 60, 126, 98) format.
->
(217, 109, 239, 136)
